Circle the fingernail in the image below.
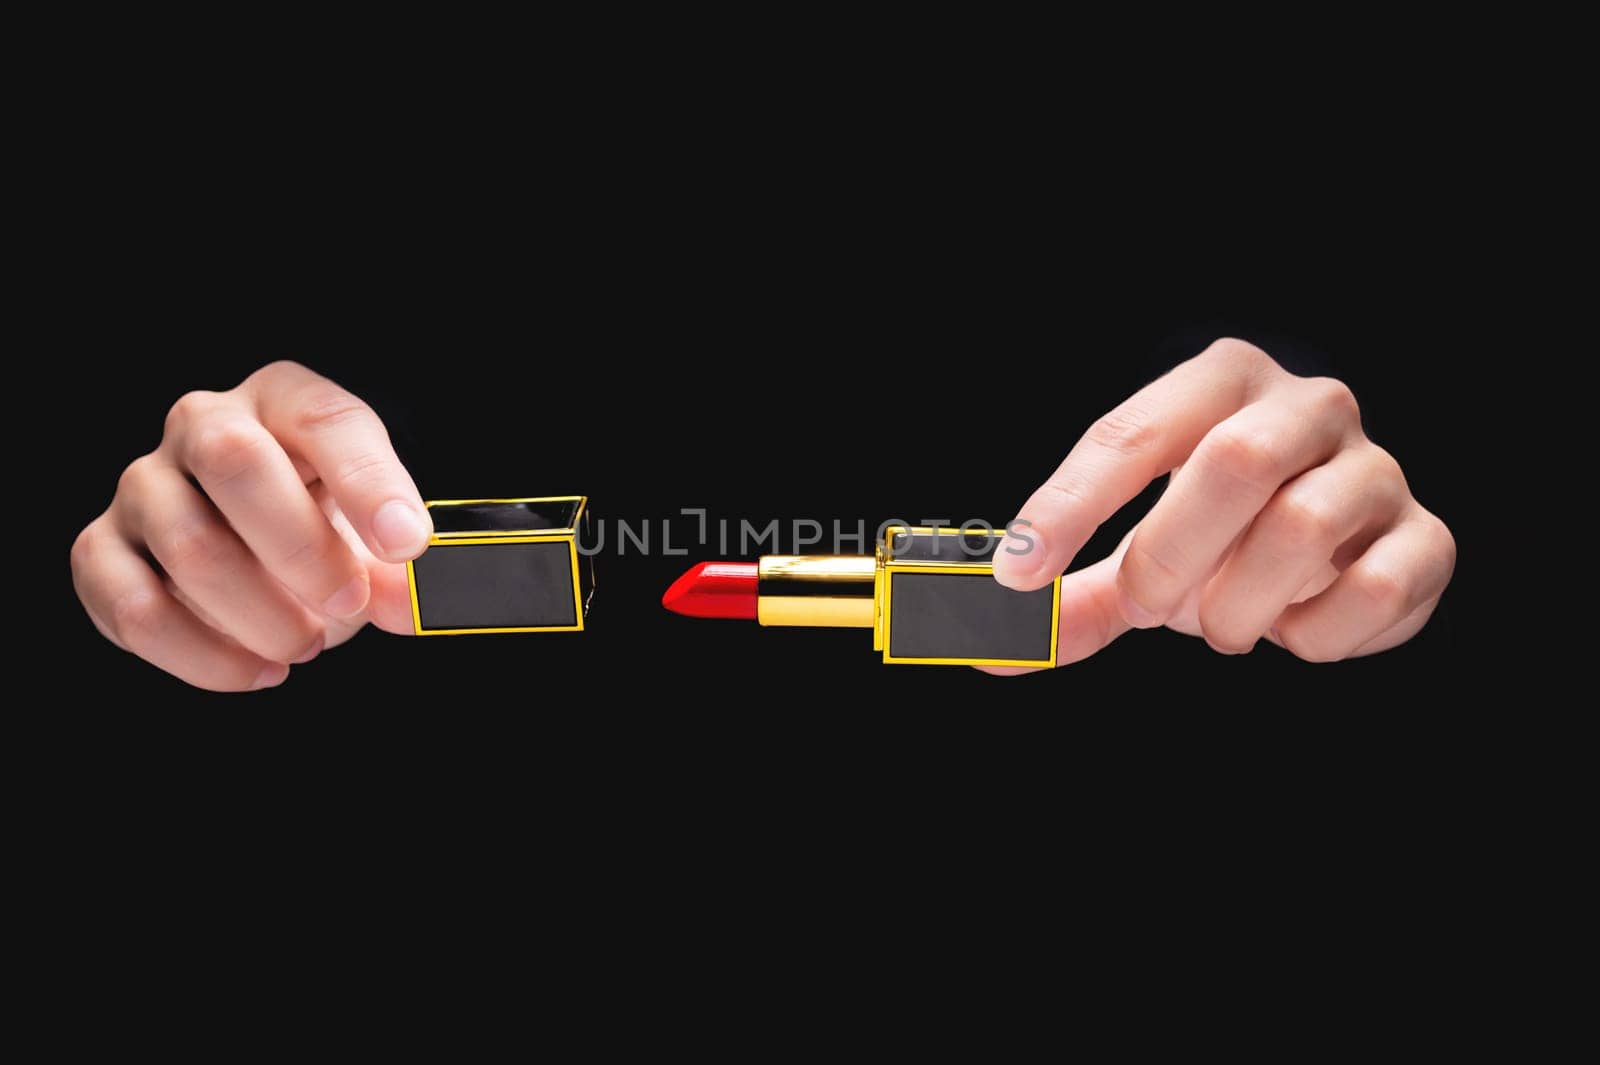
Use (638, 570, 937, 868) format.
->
(992, 527, 1046, 589)
(1117, 587, 1164, 628)
(251, 662, 289, 690)
(323, 575, 369, 618)
(292, 633, 325, 664)
(374, 500, 429, 558)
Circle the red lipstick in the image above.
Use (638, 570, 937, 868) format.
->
(661, 527, 1062, 667)
(660, 561, 758, 620)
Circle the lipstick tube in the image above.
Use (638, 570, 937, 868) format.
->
(673, 527, 1060, 667)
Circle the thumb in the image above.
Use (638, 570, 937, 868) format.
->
(979, 532, 1134, 675)
(320, 485, 420, 636)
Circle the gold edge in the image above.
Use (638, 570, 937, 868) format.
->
(1048, 577, 1062, 668)
(407, 559, 423, 635)
(883, 655, 1057, 666)
(410, 530, 588, 634)
(884, 564, 1003, 575)
(880, 562, 895, 662)
(873, 548, 885, 652)
(414, 625, 585, 635)
(432, 528, 575, 539)
(424, 496, 586, 539)
(878, 564, 1058, 667)
(425, 535, 572, 547)
(426, 496, 584, 506)
(883, 525, 1007, 536)
(568, 541, 584, 632)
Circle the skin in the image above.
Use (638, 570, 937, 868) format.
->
(985, 338, 1455, 674)
(69, 362, 429, 691)
(70, 341, 1455, 690)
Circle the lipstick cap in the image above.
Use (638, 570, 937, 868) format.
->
(406, 496, 594, 635)
(875, 527, 1059, 667)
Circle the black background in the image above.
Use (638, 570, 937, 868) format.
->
(35, 89, 1503, 837)
(52, 206, 1474, 715)
(23, 64, 1535, 998)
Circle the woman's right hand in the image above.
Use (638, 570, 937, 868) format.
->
(70, 361, 431, 691)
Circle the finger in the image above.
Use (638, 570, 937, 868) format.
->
(367, 560, 419, 635)
(247, 361, 431, 562)
(1116, 377, 1359, 627)
(112, 455, 325, 663)
(71, 516, 130, 650)
(979, 534, 1134, 675)
(1274, 511, 1456, 662)
(315, 483, 416, 638)
(1348, 595, 1441, 657)
(68, 519, 288, 691)
(1198, 445, 1407, 653)
(994, 338, 1274, 591)
(163, 392, 371, 619)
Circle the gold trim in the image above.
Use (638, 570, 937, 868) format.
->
(759, 596, 876, 628)
(407, 557, 423, 634)
(756, 555, 876, 628)
(417, 535, 570, 546)
(879, 563, 1061, 668)
(568, 540, 585, 631)
(872, 536, 886, 652)
(406, 532, 585, 635)
(425, 495, 587, 539)
(746, 527, 1055, 663)
(880, 524, 1012, 564)
(426, 495, 585, 505)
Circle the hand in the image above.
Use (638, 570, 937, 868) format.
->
(70, 362, 431, 691)
(990, 339, 1454, 671)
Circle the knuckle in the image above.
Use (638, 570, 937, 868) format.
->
(1365, 443, 1407, 487)
(1304, 376, 1360, 423)
(1201, 423, 1286, 491)
(1268, 491, 1343, 548)
(116, 454, 162, 500)
(249, 360, 313, 390)
(267, 621, 324, 665)
(1036, 470, 1095, 509)
(1085, 404, 1162, 457)
(1352, 564, 1410, 618)
(1201, 337, 1272, 376)
(163, 390, 221, 437)
(1432, 515, 1457, 570)
(187, 418, 273, 483)
(155, 515, 233, 572)
(332, 448, 396, 491)
(69, 522, 102, 576)
(292, 387, 372, 436)
(281, 531, 337, 572)
(1415, 510, 1457, 584)
(110, 588, 162, 646)
(1120, 537, 1185, 595)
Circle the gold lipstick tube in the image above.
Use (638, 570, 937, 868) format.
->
(757, 527, 1059, 667)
